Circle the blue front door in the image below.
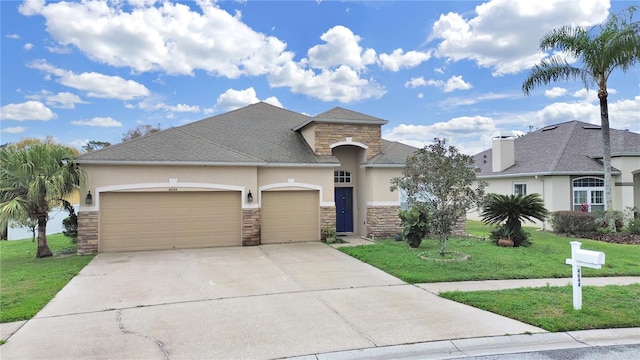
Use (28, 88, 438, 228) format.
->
(335, 187, 353, 232)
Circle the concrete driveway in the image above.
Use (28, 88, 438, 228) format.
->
(1, 242, 543, 359)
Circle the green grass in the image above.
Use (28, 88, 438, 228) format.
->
(0, 234, 94, 323)
(340, 221, 640, 283)
(441, 284, 640, 331)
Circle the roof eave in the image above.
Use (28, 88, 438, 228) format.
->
(477, 170, 622, 179)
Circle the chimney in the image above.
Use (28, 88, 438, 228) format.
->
(492, 135, 515, 172)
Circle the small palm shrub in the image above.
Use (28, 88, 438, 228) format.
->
(481, 193, 548, 247)
(490, 225, 530, 247)
(398, 205, 430, 248)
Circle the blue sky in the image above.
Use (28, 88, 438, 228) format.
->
(1, 0, 638, 155)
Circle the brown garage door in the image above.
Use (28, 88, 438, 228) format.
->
(261, 190, 320, 244)
(100, 191, 241, 252)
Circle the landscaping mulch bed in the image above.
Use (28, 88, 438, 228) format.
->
(580, 233, 640, 245)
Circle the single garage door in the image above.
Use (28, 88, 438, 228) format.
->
(100, 191, 241, 252)
(261, 190, 320, 244)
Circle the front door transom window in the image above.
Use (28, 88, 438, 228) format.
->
(334, 170, 351, 183)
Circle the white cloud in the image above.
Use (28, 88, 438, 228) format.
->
(18, 0, 44, 16)
(378, 48, 431, 72)
(438, 91, 521, 108)
(26, 90, 88, 109)
(307, 25, 376, 71)
(0, 101, 56, 121)
(1, 126, 27, 134)
(405, 77, 427, 88)
(421, 75, 472, 92)
(22, 1, 382, 103)
(23, 43, 34, 50)
(137, 99, 201, 113)
(417, 93, 424, 99)
(28, 60, 149, 100)
(544, 87, 568, 98)
(430, 0, 610, 75)
(6, 34, 20, 39)
(215, 87, 282, 111)
(46, 46, 72, 54)
(22, 0, 291, 78)
(384, 116, 497, 154)
(268, 63, 386, 103)
(71, 117, 123, 127)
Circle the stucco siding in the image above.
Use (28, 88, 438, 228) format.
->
(257, 167, 333, 203)
(80, 164, 257, 211)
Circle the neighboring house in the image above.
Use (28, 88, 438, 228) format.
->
(75, 102, 417, 254)
(468, 120, 640, 228)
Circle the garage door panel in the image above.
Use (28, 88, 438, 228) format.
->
(261, 191, 319, 244)
(100, 191, 241, 252)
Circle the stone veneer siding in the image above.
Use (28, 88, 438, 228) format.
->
(320, 206, 336, 240)
(366, 206, 402, 239)
(77, 211, 99, 255)
(242, 209, 261, 246)
(314, 123, 381, 160)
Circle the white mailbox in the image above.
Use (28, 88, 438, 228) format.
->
(565, 241, 606, 310)
(574, 249, 605, 269)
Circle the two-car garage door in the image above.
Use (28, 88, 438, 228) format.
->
(100, 191, 241, 252)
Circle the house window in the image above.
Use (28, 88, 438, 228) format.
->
(513, 183, 527, 195)
(400, 189, 409, 210)
(334, 170, 351, 183)
(572, 177, 605, 212)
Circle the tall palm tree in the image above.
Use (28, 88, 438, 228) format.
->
(481, 193, 549, 236)
(0, 143, 85, 258)
(522, 7, 640, 232)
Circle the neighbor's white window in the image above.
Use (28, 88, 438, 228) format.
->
(573, 177, 605, 212)
(513, 183, 527, 195)
(334, 170, 351, 183)
(399, 189, 409, 210)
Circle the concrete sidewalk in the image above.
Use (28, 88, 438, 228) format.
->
(289, 328, 640, 359)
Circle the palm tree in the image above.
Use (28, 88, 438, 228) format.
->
(522, 6, 640, 232)
(0, 143, 85, 258)
(481, 193, 549, 246)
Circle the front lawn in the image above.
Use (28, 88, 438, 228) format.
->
(441, 284, 640, 331)
(0, 234, 94, 323)
(339, 221, 640, 283)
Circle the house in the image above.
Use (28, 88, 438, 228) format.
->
(75, 102, 417, 253)
(468, 120, 640, 228)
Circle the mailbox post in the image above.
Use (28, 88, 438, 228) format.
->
(565, 241, 605, 310)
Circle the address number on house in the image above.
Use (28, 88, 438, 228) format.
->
(168, 187, 179, 192)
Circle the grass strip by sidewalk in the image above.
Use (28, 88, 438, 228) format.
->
(0, 234, 94, 323)
(339, 221, 640, 283)
(440, 284, 640, 332)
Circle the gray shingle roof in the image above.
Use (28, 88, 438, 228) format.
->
(77, 102, 412, 166)
(293, 107, 388, 131)
(473, 120, 640, 177)
(365, 140, 418, 166)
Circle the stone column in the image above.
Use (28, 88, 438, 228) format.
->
(242, 209, 261, 246)
(366, 205, 402, 239)
(77, 211, 99, 254)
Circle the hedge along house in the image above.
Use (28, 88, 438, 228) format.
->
(75, 102, 417, 254)
(468, 120, 640, 229)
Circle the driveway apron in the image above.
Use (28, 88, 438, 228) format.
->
(1, 242, 543, 359)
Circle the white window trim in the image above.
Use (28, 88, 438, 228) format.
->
(513, 182, 527, 195)
(572, 177, 605, 212)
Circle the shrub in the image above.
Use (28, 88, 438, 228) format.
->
(62, 215, 78, 243)
(550, 211, 596, 234)
(593, 210, 624, 232)
(625, 219, 640, 235)
(398, 205, 430, 248)
(490, 224, 531, 247)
